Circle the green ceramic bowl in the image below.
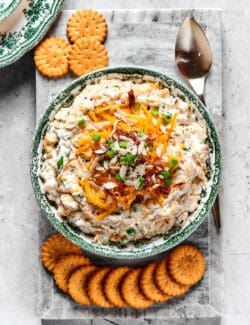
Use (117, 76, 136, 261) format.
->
(0, 0, 22, 21)
(30, 66, 222, 259)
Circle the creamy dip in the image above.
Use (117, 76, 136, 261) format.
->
(39, 77, 209, 245)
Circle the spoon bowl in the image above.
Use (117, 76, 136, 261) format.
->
(175, 17, 212, 98)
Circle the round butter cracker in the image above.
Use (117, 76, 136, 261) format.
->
(41, 233, 82, 273)
(34, 37, 70, 78)
(69, 38, 108, 77)
(67, 9, 107, 43)
(168, 244, 206, 286)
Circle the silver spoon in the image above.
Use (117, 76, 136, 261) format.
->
(175, 17, 221, 230)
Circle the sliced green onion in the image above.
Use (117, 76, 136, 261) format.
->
(57, 156, 64, 169)
(135, 102, 141, 111)
(169, 158, 178, 167)
(125, 152, 134, 165)
(106, 139, 114, 148)
(160, 169, 171, 178)
(138, 176, 145, 190)
(148, 146, 154, 152)
(137, 129, 143, 137)
(119, 141, 127, 149)
(134, 155, 142, 163)
(78, 118, 85, 126)
(120, 156, 126, 165)
(115, 173, 126, 182)
(91, 133, 101, 141)
(164, 179, 173, 185)
(162, 112, 172, 123)
(101, 160, 108, 167)
(151, 107, 159, 116)
(107, 150, 116, 158)
(126, 152, 136, 165)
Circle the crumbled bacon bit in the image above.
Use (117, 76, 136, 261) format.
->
(145, 137, 154, 147)
(158, 185, 171, 196)
(128, 89, 135, 108)
(135, 195, 143, 203)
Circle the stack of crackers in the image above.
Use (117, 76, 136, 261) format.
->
(34, 9, 109, 78)
(41, 234, 206, 309)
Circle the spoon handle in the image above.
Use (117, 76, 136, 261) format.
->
(212, 197, 221, 230)
(198, 93, 206, 104)
(197, 92, 221, 231)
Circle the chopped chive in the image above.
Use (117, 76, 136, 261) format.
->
(151, 107, 159, 116)
(169, 158, 178, 167)
(126, 228, 136, 236)
(135, 101, 141, 111)
(148, 146, 154, 152)
(164, 179, 173, 185)
(78, 118, 85, 126)
(107, 150, 116, 158)
(57, 156, 64, 169)
(119, 141, 127, 149)
(115, 173, 126, 182)
(162, 112, 172, 123)
(160, 169, 172, 178)
(113, 85, 120, 88)
(91, 133, 101, 141)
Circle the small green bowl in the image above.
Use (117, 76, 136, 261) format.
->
(0, 0, 22, 22)
(30, 66, 221, 260)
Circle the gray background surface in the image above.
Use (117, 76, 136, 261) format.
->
(0, 0, 250, 325)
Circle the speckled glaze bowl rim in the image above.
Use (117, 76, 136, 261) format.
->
(30, 66, 222, 259)
(0, 0, 22, 22)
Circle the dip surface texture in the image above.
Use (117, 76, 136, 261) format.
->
(40, 78, 209, 245)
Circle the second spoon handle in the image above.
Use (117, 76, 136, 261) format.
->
(197, 93, 221, 231)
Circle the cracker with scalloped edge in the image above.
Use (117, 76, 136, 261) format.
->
(104, 266, 130, 307)
(67, 9, 107, 44)
(34, 37, 70, 78)
(41, 234, 82, 273)
(155, 258, 189, 297)
(168, 245, 206, 286)
(54, 254, 91, 293)
(140, 262, 172, 302)
(88, 267, 113, 308)
(69, 38, 108, 77)
(121, 269, 153, 309)
(69, 265, 97, 305)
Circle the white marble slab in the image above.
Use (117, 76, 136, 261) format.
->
(35, 9, 223, 321)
